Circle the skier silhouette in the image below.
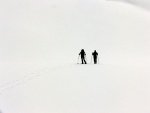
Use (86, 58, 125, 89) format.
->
(92, 50, 98, 64)
(79, 49, 87, 64)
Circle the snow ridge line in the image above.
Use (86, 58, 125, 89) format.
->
(0, 64, 77, 95)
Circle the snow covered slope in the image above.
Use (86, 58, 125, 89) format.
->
(0, 0, 150, 113)
(0, 0, 150, 65)
(108, 0, 150, 11)
(0, 64, 150, 113)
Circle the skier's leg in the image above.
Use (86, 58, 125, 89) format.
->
(94, 60, 96, 64)
(84, 58, 87, 64)
(81, 58, 84, 64)
(93, 56, 95, 64)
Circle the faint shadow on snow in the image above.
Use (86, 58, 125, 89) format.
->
(0, 62, 149, 95)
(0, 63, 80, 95)
(106, 0, 150, 12)
(0, 63, 104, 95)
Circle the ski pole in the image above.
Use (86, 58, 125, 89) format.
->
(77, 55, 80, 64)
(85, 55, 87, 64)
(91, 55, 92, 63)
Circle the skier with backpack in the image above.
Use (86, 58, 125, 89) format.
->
(92, 50, 98, 64)
(79, 49, 87, 64)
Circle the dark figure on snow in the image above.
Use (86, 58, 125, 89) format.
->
(92, 50, 98, 64)
(79, 49, 87, 64)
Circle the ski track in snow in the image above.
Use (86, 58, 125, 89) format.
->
(0, 64, 86, 95)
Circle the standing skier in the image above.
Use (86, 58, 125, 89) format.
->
(79, 49, 87, 64)
(92, 50, 98, 64)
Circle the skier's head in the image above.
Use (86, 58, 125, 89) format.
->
(94, 50, 96, 52)
(81, 49, 84, 51)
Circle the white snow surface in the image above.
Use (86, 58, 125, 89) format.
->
(0, 63, 150, 113)
(0, 0, 150, 113)
(107, 0, 150, 11)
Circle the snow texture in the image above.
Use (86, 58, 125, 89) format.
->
(0, 0, 150, 113)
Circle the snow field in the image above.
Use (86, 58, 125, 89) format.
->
(0, 64, 150, 113)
